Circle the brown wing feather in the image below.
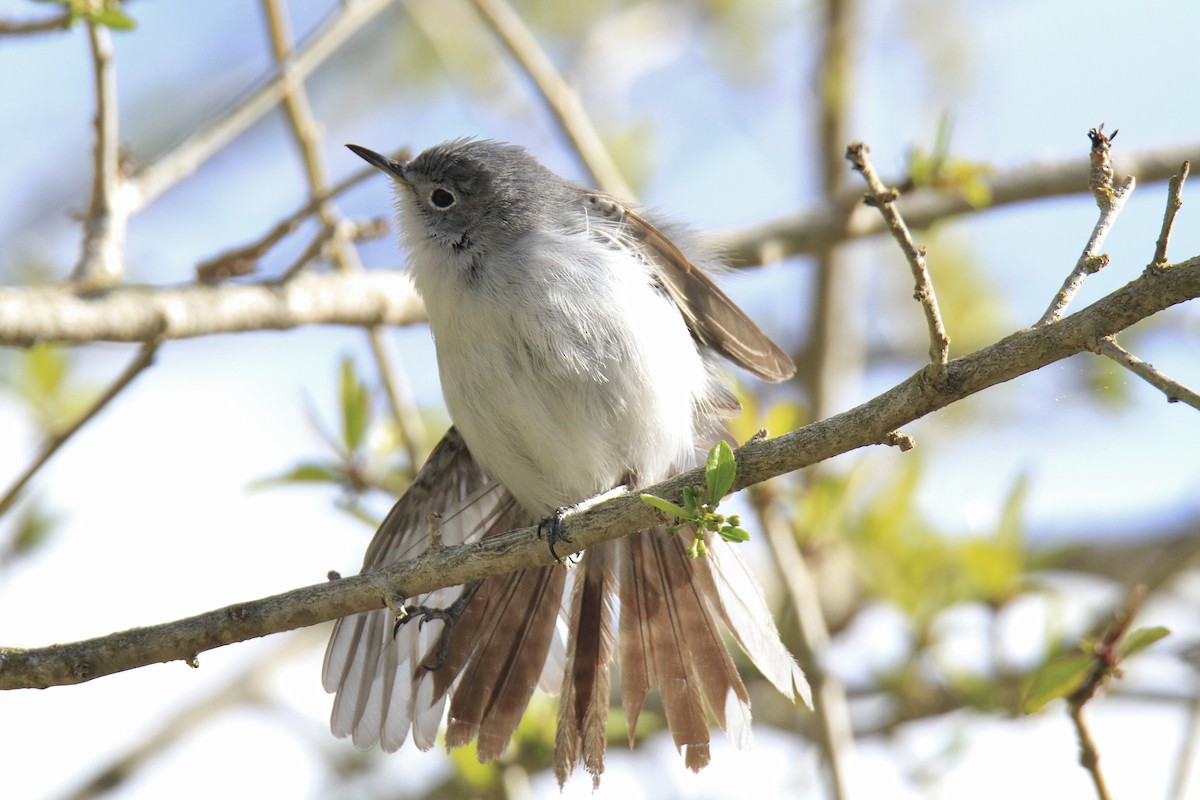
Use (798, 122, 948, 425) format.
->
(584, 193, 796, 383)
(325, 426, 497, 751)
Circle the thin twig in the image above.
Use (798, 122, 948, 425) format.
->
(1064, 587, 1146, 800)
(127, 0, 392, 211)
(783, 2, 857, 793)
(52, 628, 325, 800)
(364, 328, 429, 476)
(846, 141, 951, 376)
(195, 159, 400, 282)
(751, 485, 853, 799)
(1153, 161, 1189, 267)
(2, 257, 1198, 688)
(469, 0, 633, 198)
(1094, 337, 1200, 410)
(1037, 127, 1135, 327)
(272, 217, 389, 283)
(1168, 657, 1200, 800)
(0, 340, 160, 518)
(0, 11, 71, 35)
(262, 0, 427, 476)
(1068, 702, 1112, 800)
(804, 0, 859, 423)
(70, 22, 128, 291)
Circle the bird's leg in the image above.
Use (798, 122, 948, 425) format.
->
(395, 579, 483, 670)
(538, 484, 627, 563)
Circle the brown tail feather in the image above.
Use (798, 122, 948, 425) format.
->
(667, 531, 753, 747)
(616, 534, 655, 744)
(555, 542, 617, 787)
(618, 529, 714, 771)
(444, 563, 567, 760)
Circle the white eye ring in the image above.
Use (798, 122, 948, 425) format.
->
(429, 187, 456, 209)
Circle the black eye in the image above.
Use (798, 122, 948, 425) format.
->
(430, 187, 456, 209)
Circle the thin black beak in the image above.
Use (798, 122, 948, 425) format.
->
(346, 144, 409, 184)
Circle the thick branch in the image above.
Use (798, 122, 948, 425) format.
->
(720, 141, 1200, 266)
(2, 255, 1197, 689)
(0, 272, 425, 346)
(6, 143, 1198, 346)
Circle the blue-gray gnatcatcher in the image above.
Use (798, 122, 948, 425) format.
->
(324, 138, 809, 787)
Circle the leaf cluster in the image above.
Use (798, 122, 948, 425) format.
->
(640, 440, 750, 558)
(32, 0, 135, 30)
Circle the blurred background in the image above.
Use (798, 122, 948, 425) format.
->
(1, 1, 1199, 798)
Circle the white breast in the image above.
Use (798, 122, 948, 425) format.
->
(409, 226, 706, 514)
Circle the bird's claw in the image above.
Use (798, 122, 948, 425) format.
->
(539, 507, 575, 564)
(391, 581, 482, 670)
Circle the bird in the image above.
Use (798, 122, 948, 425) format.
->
(323, 138, 809, 787)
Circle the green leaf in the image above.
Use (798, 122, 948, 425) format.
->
(11, 343, 94, 434)
(1022, 653, 1093, 713)
(22, 343, 68, 399)
(87, 7, 136, 30)
(640, 493, 689, 518)
(1117, 626, 1170, 660)
(339, 357, 369, 453)
(682, 485, 698, 513)
(250, 462, 341, 490)
(705, 440, 736, 501)
(719, 525, 750, 543)
(10, 502, 58, 558)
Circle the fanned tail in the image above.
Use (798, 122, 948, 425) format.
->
(324, 435, 807, 785)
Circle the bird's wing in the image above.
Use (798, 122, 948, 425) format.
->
(582, 192, 795, 383)
(323, 426, 556, 752)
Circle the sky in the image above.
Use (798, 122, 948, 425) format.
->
(1, 1, 1199, 798)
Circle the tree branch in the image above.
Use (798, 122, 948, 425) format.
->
(0, 340, 160, 517)
(0, 11, 71, 35)
(194, 155, 396, 282)
(1064, 587, 1146, 800)
(3, 254, 1197, 689)
(1036, 127, 1134, 327)
(719, 140, 1200, 267)
(6, 142, 1199, 346)
(752, 483, 854, 799)
(261, 0, 429, 476)
(0, 271, 425, 345)
(847, 141, 950, 374)
(469, 0, 633, 198)
(1153, 160, 1189, 267)
(70, 21, 128, 291)
(126, 0, 392, 211)
(1094, 336, 1200, 411)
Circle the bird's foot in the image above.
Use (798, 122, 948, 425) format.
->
(394, 579, 482, 670)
